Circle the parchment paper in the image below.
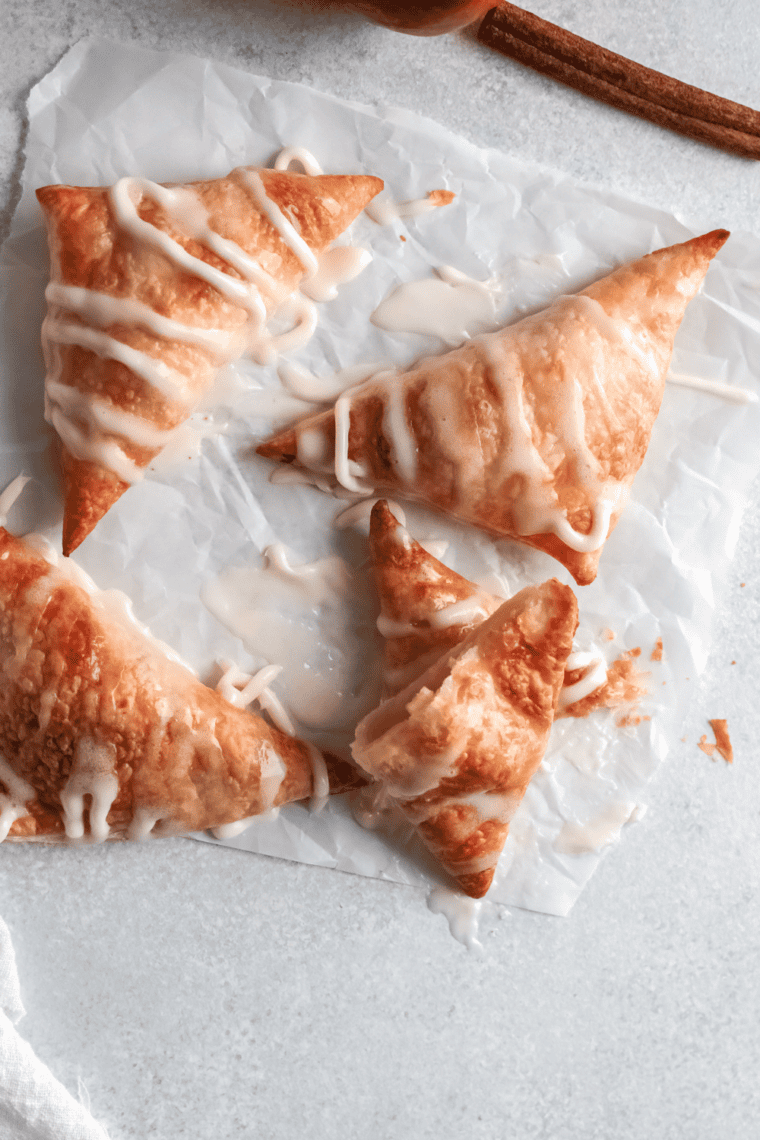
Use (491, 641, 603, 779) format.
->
(2, 38, 759, 916)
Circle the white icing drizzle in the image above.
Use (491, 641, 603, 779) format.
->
(269, 465, 337, 495)
(418, 538, 449, 561)
(558, 651, 608, 710)
(46, 379, 175, 451)
(333, 497, 407, 531)
(210, 731, 287, 837)
(36, 682, 59, 735)
(108, 177, 275, 320)
(366, 194, 447, 225)
(306, 742, 330, 814)
(459, 789, 517, 823)
(59, 737, 119, 842)
(256, 688, 297, 736)
(42, 317, 189, 401)
(46, 402, 145, 484)
(211, 817, 257, 839)
(371, 267, 499, 345)
(216, 660, 283, 708)
(297, 425, 336, 472)
(667, 372, 759, 404)
(573, 294, 659, 381)
(427, 886, 486, 954)
(550, 497, 615, 555)
(274, 147, 324, 176)
(382, 373, 418, 486)
(214, 657, 295, 737)
(203, 547, 379, 733)
(45, 282, 235, 358)
(291, 323, 619, 551)
(279, 360, 387, 405)
(350, 782, 395, 831)
(127, 806, 165, 841)
(334, 386, 375, 494)
(253, 293, 319, 366)
(375, 612, 422, 639)
(301, 246, 372, 303)
(235, 168, 319, 277)
(478, 334, 618, 554)
(0, 756, 35, 842)
(43, 165, 337, 486)
(375, 594, 495, 642)
(258, 742, 288, 815)
(428, 596, 493, 631)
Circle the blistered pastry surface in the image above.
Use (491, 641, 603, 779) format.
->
(353, 581, 577, 896)
(0, 528, 321, 839)
(4, 43, 760, 914)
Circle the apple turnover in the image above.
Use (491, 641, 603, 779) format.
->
(352, 577, 578, 898)
(0, 527, 357, 843)
(369, 499, 502, 694)
(368, 499, 645, 717)
(259, 230, 729, 585)
(36, 165, 383, 554)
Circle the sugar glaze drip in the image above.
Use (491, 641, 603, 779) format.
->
(41, 158, 334, 484)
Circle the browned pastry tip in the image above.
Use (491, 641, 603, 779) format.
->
(369, 499, 503, 693)
(256, 427, 299, 463)
(59, 451, 129, 556)
(258, 231, 726, 585)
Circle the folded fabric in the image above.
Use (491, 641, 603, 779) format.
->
(0, 917, 110, 1139)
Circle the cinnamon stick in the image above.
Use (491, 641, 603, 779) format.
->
(477, 3, 760, 160)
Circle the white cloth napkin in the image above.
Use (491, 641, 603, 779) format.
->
(0, 917, 110, 1140)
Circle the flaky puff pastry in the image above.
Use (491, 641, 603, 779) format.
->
(369, 499, 502, 694)
(259, 230, 729, 585)
(37, 167, 383, 555)
(352, 578, 578, 898)
(369, 500, 624, 717)
(0, 528, 356, 844)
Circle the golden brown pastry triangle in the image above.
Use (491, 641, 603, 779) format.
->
(259, 230, 729, 585)
(352, 577, 578, 898)
(369, 499, 502, 694)
(36, 166, 383, 554)
(0, 527, 356, 843)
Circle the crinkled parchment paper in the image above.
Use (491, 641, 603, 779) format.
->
(3, 38, 760, 916)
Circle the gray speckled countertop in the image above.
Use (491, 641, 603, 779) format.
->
(1, 3, 760, 1138)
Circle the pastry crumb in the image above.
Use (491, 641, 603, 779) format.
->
(400, 234, 407, 242)
(616, 713, 651, 728)
(708, 718, 733, 763)
(698, 734, 716, 757)
(428, 189, 456, 208)
(601, 627, 615, 641)
(559, 652, 649, 720)
(650, 637, 663, 662)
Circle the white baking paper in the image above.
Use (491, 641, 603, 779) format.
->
(2, 38, 760, 917)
